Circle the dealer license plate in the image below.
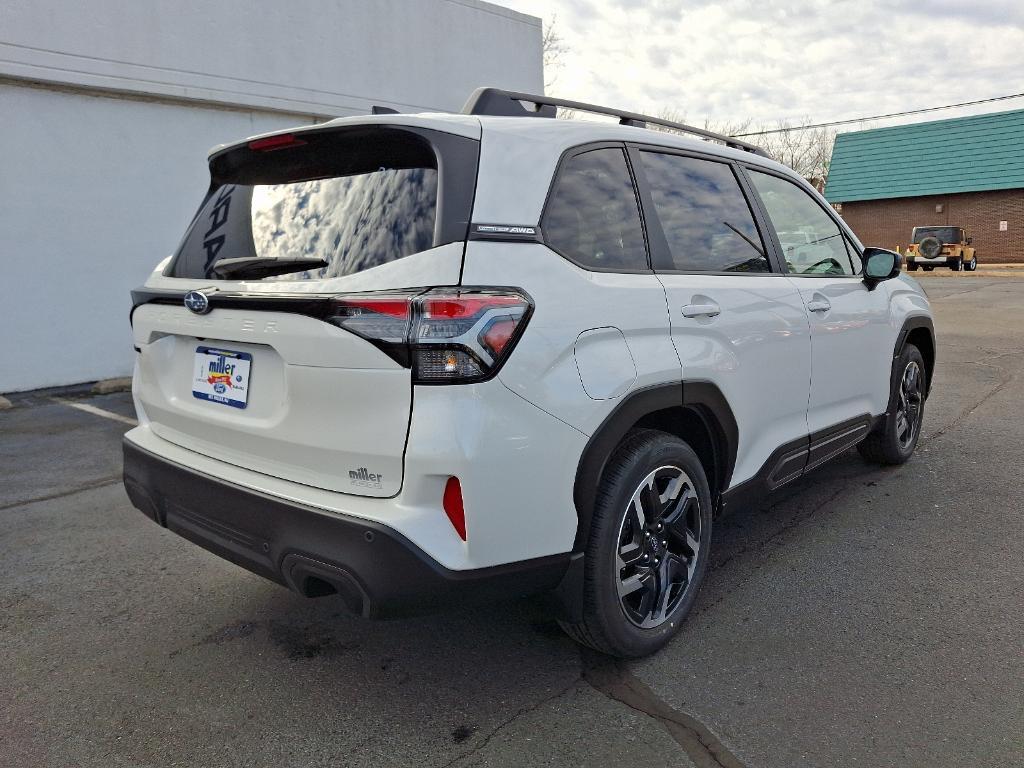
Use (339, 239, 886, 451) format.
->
(192, 347, 252, 409)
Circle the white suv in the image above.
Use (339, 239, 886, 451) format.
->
(124, 88, 935, 658)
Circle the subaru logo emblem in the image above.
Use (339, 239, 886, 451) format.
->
(184, 290, 210, 315)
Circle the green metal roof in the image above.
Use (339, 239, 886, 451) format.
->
(823, 108, 1024, 203)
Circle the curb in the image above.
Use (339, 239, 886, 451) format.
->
(91, 377, 132, 395)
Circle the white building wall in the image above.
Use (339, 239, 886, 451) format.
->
(0, 0, 542, 392)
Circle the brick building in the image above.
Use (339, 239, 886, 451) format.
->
(824, 109, 1024, 263)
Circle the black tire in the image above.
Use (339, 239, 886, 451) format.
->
(949, 258, 962, 271)
(858, 343, 926, 465)
(907, 262, 919, 272)
(922, 265, 934, 272)
(559, 429, 712, 658)
(964, 255, 978, 271)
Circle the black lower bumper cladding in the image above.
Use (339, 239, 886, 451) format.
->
(122, 439, 570, 618)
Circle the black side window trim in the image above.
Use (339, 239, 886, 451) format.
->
(538, 141, 654, 274)
(625, 142, 786, 276)
(737, 163, 866, 279)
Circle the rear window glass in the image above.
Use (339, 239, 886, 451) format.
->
(912, 227, 958, 243)
(542, 147, 648, 271)
(169, 129, 439, 280)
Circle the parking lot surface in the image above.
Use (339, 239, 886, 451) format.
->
(3, 275, 1022, 767)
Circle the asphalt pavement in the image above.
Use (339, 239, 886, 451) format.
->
(2, 275, 1022, 767)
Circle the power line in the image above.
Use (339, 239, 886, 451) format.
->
(732, 92, 1024, 137)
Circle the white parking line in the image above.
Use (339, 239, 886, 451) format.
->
(51, 397, 138, 426)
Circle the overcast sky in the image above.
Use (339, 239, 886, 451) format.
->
(500, 0, 1024, 132)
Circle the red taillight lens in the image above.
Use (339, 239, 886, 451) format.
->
(328, 294, 413, 340)
(248, 133, 307, 152)
(326, 288, 531, 383)
(443, 477, 466, 540)
(422, 295, 524, 319)
(480, 317, 518, 358)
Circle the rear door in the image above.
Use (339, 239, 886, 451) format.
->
(131, 122, 479, 496)
(629, 146, 812, 488)
(744, 168, 892, 437)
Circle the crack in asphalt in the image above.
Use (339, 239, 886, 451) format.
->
(582, 650, 748, 768)
(926, 283, 996, 300)
(0, 476, 121, 513)
(439, 677, 582, 767)
(694, 485, 849, 619)
(441, 651, 750, 768)
(921, 352, 1020, 445)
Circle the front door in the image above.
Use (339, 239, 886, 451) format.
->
(745, 169, 892, 437)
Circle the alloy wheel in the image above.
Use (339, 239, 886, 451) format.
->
(615, 466, 701, 629)
(896, 361, 924, 450)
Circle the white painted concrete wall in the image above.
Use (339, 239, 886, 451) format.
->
(1, 0, 543, 116)
(0, 0, 542, 392)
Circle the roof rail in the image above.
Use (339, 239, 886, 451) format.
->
(462, 87, 768, 157)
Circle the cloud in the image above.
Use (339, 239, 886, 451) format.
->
(900, 0, 1024, 25)
(252, 170, 437, 279)
(502, 0, 1024, 130)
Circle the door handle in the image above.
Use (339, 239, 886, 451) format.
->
(681, 302, 721, 318)
(807, 298, 831, 313)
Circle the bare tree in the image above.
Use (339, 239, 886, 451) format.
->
(648, 108, 753, 142)
(741, 120, 837, 187)
(654, 107, 688, 128)
(542, 16, 568, 91)
(647, 108, 836, 185)
(554, 98, 835, 187)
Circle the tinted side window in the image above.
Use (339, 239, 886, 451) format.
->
(748, 171, 856, 276)
(542, 147, 648, 271)
(639, 152, 769, 273)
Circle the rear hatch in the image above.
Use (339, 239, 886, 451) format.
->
(131, 119, 480, 496)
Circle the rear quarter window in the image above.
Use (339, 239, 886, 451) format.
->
(541, 147, 648, 272)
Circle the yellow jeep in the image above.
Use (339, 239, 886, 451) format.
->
(905, 226, 977, 272)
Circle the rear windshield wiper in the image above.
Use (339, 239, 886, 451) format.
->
(210, 256, 328, 280)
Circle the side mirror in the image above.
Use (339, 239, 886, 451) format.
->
(862, 247, 902, 288)
(966, 236, 973, 245)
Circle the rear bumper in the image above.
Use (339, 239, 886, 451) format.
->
(122, 438, 570, 618)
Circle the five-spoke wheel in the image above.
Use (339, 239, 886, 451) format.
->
(616, 467, 701, 629)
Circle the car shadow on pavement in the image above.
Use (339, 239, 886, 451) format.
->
(142, 447, 879, 751)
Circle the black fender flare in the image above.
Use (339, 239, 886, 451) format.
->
(570, 381, 738, 552)
(892, 315, 936, 401)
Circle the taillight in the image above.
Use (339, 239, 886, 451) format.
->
(325, 288, 532, 384)
(413, 290, 531, 383)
